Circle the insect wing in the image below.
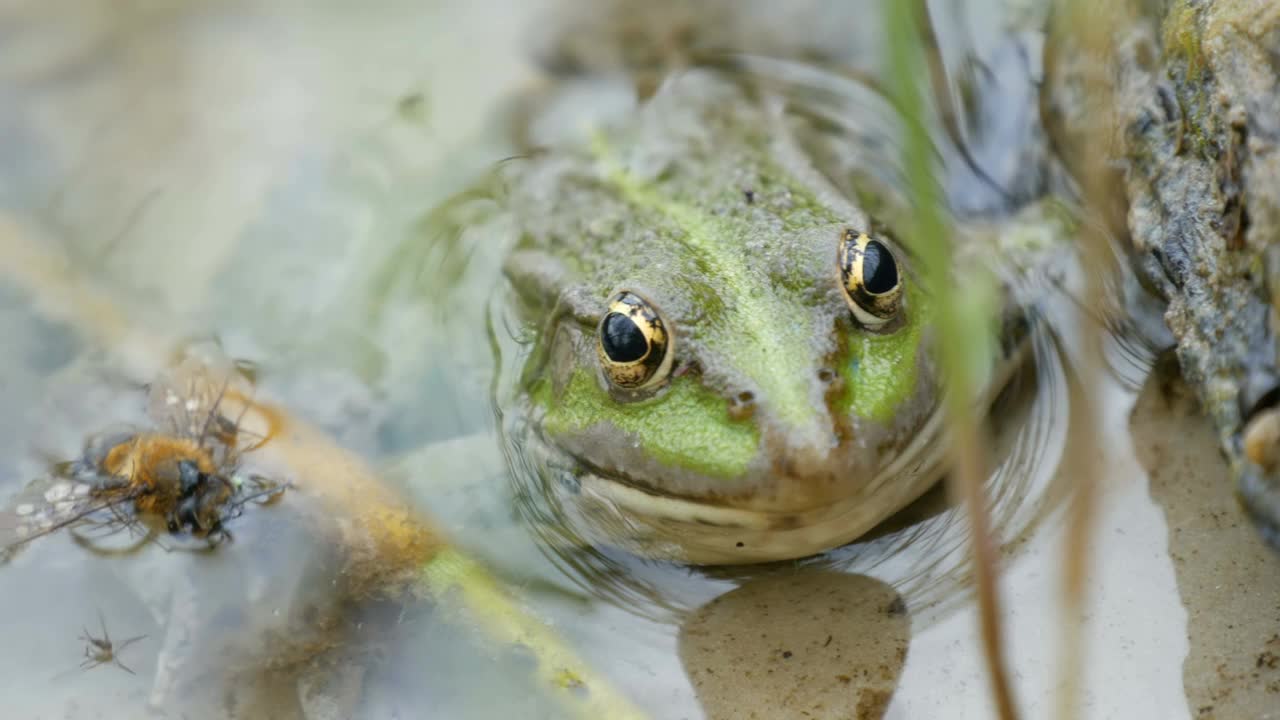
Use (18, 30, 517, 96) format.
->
(0, 475, 114, 560)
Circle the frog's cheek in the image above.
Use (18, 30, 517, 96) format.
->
(837, 282, 935, 425)
(534, 365, 915, 507)
(535, 370, 761, 483)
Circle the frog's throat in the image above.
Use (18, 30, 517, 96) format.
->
(573, 402, 948, 564)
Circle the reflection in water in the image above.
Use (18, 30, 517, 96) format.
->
(679, 571, 908, 720)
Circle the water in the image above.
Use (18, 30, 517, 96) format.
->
(0, 1, 1276, 718)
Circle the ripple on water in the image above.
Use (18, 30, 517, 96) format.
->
(496, 259, 1074, 628)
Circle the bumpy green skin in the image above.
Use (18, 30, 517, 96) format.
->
(502, 71, 941, 513)
(536, 372, 760, 480)
(1116, 0, 1280, 541)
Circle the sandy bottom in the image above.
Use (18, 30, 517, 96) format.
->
(1132, 359, 1280, 719)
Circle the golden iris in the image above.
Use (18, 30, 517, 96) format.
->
(838, 229, 903, 328)
(597, 291, 674, 389)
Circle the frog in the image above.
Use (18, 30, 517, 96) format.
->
(481, 6, 1074, 565)
(352, 0, 1076, 570)
(500, 75, 939, 565)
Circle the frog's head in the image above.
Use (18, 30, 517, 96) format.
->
(505, 72, 943, 564)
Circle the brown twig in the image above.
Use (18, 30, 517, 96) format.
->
(1046, 2, 1133, 719)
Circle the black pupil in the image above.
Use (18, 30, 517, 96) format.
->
(862, 240, 898, 295)
(601, 312, 648, 363)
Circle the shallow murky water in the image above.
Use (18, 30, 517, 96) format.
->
(0, 1, 1277, 719)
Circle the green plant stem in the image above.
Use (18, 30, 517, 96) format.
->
(883, 3, 1020, 719)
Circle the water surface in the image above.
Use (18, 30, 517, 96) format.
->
(0, 2, 1274, 718)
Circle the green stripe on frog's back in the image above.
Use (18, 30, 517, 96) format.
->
(591, 131, 931, 431)
(589, 132, 837, 433)
(529, 116, 932, 481)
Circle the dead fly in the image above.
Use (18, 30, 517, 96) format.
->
(0, 359, 288, 561)
(78, 610, 146, 675)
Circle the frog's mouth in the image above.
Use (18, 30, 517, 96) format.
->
(557, 403, 949, 565)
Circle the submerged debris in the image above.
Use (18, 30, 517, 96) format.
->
(0, 355, 288, 561)
(79, 610, 146, 676)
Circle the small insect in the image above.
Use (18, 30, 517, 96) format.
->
(79, 610, 146, 675)
(0, 353, 287, 561)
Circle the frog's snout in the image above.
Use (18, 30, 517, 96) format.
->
(760, 424, 845, 488)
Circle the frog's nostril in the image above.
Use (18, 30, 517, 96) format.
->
(772, 442, 833, 484)
(817, 368, 836, 384)
(728, 390, 756, 420)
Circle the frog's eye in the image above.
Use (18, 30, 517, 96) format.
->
(838, 229, 903, 328)
(597, 291, 674, 390)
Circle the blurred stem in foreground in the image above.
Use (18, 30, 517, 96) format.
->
(1046, 1, 1125, 718)
(883, 2, 1020, 719)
